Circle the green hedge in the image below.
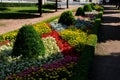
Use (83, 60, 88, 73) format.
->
(72, 45, 94, 80)
(97, 11, 103, 19)
(92, 18, 102, 35)
(0, 2, 37, 7)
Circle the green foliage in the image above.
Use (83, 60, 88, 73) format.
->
(0, 2, 36, 7)
(86, 34, 97, 46)
(97, 11, 103, 19)
(83, 4, 93, 12)
(90, 3, 96, 10)
(92, 18, 101, 35)
(42, 3, 55, 9)
(58, 11, 75, 26)
(94, 5, 104, 11)
(75, 7, 85, 16)
(12, 25, 45, 58)
(72, 45, 94, 80)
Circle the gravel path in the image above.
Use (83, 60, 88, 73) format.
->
(0, 6, 80, 35)
(89, 5, 120, 80)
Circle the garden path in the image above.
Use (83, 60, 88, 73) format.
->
(89, 5, 120, 80)
(0, 6, 80, 35)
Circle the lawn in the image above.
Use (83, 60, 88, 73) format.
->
(0, 6, 55, 19)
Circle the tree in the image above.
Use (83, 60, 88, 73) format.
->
(38, 0, 42, 16)
(67, 0, 69, 8)
(55, 0, 58, 11)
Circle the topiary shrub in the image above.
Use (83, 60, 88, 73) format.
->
(75, 7, 85, 16)
(90, 3, 96, 10)
(58, 11, 75, 26)
(83, 4, 93, 12)
(12, 25, 45, 58)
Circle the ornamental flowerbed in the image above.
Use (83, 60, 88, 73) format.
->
(0, 3, 103, 80)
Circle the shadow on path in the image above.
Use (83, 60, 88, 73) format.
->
(89, 5, 120, 80)
(89, 55, 120, 80)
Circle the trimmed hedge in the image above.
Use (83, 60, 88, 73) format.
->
(12, 25, 45, 58)
(97, 11, 103, 19)
(0, 2, 37, 7)
(72, 45, 94, 80)
(92, 18, 101, 35)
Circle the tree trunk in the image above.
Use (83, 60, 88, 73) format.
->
(55, 0, 57, 11)
(67, 0, 69, 8)
(38, 0, 42, 16)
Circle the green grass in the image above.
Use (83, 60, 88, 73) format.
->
(0, 7, 55, 19)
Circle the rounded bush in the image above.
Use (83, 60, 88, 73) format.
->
(83, 4, 93, 12)
(75, 7, 85, 16)
(90, 3, 96, 10)
(58, 11, 75, 26)
(12, 25, 45, 58)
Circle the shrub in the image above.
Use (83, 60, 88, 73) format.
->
(83, 4, 93, 12)
(42, 3, 55, 9)
(97, 11, 103, 19)
(12, 25, 45, 58)
(94, 5, 104, 11)
(90, 3, 96, 10)
(58, 11, 75, 26)
(75, 7, 85, 16)
(33, 22, 51, 35)
(92, 18, 101, 35)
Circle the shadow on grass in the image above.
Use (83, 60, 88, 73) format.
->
(0, 13, 40, 19)
(0, 7, 9, 11)
(0, 8, 65, 19)
(18, 9, 55, 13)
(0, 10, 55, 19)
